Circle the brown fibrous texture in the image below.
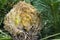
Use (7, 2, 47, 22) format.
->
(4, 1, 41, 40)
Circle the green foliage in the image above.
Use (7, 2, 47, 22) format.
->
(0, 29, 12, 40)
(0, 0, 60, 40)
(25, 0, 60, 39)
